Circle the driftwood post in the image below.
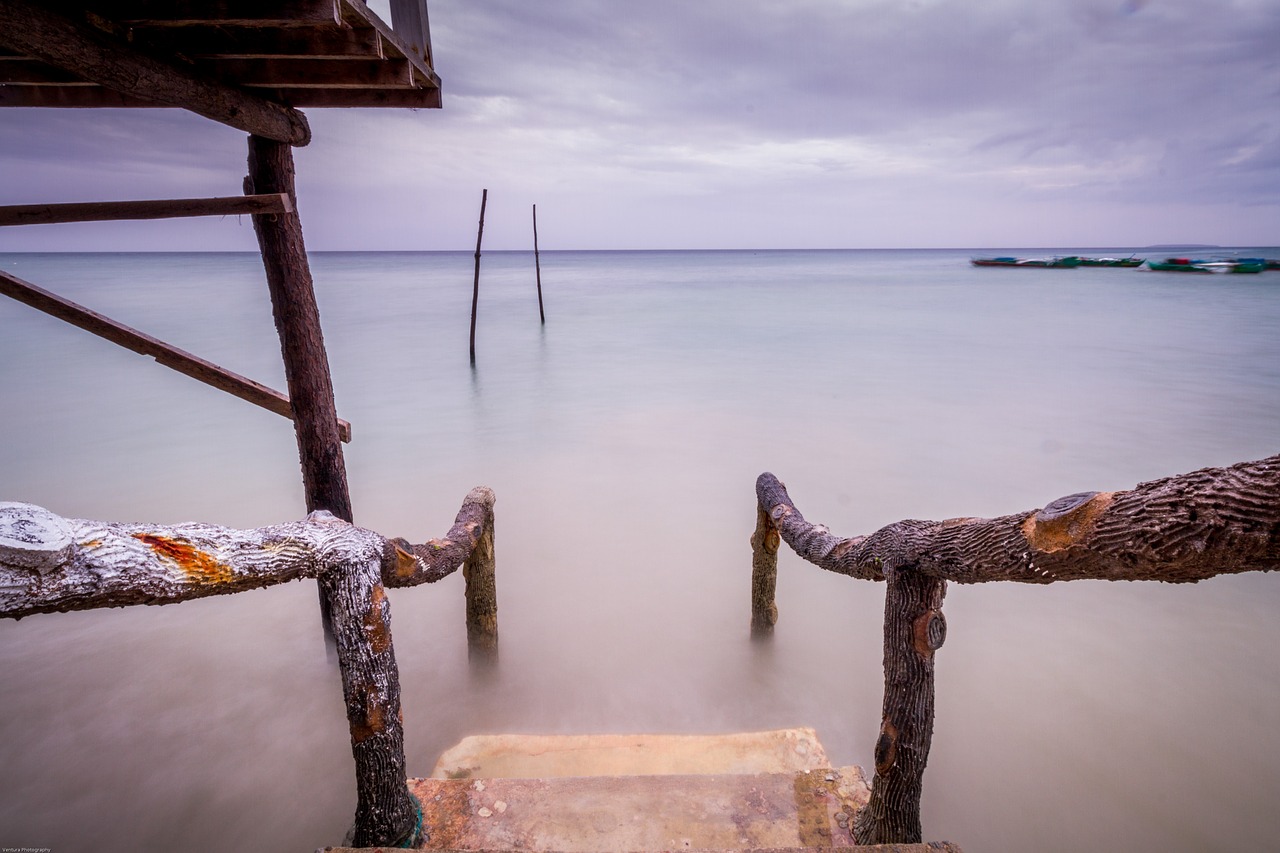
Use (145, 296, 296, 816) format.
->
(470, 188, 488, 364)
(533, 203, 545, 324)
(750, 501, 779, 636)
(753, 453, 1280, 844)
(857, 566, 945, 844)
(1, 486, 497, 848)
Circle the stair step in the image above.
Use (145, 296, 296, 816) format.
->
(430, 728, 833, 780)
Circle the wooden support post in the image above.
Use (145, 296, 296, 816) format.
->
(247, 135, 414, 843)
(0, 270, 350, 443)
(533, 203, 545, 325)
(245, 135, 352, 523)
(750, 501, 779, 637)
(855, 566, 945, 844)
(470, 188, 488, 364)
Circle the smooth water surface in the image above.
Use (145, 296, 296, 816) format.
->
(2, 248, 1278, 851)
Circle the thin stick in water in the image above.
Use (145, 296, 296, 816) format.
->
(470, 188, 488, 364)
(533, 203, 545, 324)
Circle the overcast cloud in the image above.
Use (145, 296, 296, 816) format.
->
(1, 0, 1277, 250)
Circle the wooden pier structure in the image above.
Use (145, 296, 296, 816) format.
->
(3, 3, 1279, 851)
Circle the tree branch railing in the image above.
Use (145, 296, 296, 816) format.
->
(0, 486, 497, 848)
(751, 453, 1280, 844)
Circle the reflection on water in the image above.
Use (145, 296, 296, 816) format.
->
(1, 249, 1278, 851)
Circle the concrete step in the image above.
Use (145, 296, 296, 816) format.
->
(408, 766, 870, 851)
(320, 730, 964, 852)
(429, 728, 833, 780)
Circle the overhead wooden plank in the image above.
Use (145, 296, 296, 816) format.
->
(0, 84, 441, 110)
(136, 24, 385, 59)
(256, 87, 442, 108)
(0, 85, 177, 108)
(0, 269, 352, 443)
(0, 59, 86, 84)
(339, 0, 440, 88)
(79, 0, 341, 28)
(201, 57, 413, 88)
(0, 194, 291, 227)
(0, 0, 310, 144)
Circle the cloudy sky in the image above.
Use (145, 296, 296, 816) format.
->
(1, 0, 1277, 251)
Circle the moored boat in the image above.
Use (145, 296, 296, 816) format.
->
(1078, 256, 1144, 267)
(1145, 258, 1213, 273)
(971, 255, 1081, 268)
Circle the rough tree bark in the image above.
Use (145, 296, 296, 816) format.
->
(1, 487, 496, 848)
(757, 453, 1279, 587)
(752, 452, 1279, 844)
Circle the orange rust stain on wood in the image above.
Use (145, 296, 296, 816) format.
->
(392, 544, 420, 580)
(132, 533, 234, 584)
(364, 584, 392, 655)
(1022, 492, 1115, 553)
(351, 687, 387, 744)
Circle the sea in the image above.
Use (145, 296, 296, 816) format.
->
(1, 247, 1278, 852)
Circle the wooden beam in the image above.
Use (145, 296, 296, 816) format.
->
(79, 0, 341, 28)
(248, 86, 442, 108)
(136, 24, 385, 59)
(0, 269, 352, 443)
(201, 57, 413, 88)
(0, 0, 310, 145)
(0, 193, 291, 227)
(0, 58, 85, 84)
(246, 135, 353, 517)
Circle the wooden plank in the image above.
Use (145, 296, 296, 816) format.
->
(0, 269, 351, 443)
(0, 0, 310, 144)
(201, 57, 413, 88)
(135, 24, 385, 59)
(80, 0, 341, 28)
(388, 0, 433, 66)
(0, 83, 441, 110)
(0, 193, 291, 227)
(256, 86, 442, 108)
(339, 0, 438, 81)
(0, 58, 85, 84)
(0, 85, 170, 108)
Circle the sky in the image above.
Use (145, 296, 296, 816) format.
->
(0, 0, 1277, 251)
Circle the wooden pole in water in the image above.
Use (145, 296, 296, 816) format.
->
(533, 203, 545, 324)
(247, 136, 418, 846)
(470, 188, 488, 364)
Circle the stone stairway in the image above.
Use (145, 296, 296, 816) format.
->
(321, 729, 962, 853)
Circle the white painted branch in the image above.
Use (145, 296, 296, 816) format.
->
(0, 502, 383, 619)
(0, 489, 497, 621)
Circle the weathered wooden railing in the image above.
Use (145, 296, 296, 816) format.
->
(752, 453, 1280, 844)
(0, 486, 497, 848)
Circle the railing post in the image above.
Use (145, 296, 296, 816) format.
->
(750, 501, 779, 636)
(854, 563, 946, 844)
(463, 508, 498, 662)
(316, 518, 420, 846)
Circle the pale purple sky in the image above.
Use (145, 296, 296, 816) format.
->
(1, 0, 1277, 251)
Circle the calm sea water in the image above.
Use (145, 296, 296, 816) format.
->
(2, 248, 1278, 852)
